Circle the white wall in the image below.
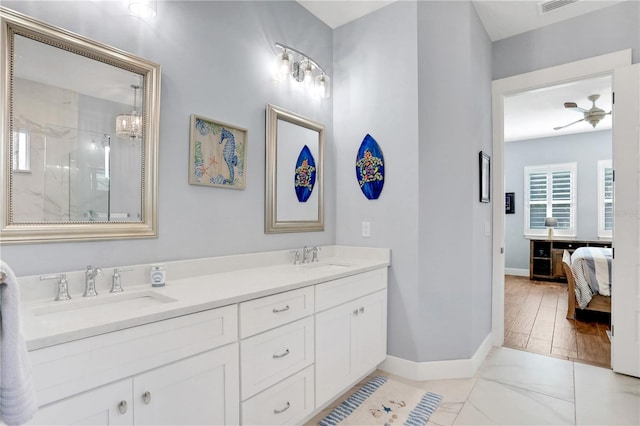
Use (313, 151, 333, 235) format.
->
(1, 1, 334, 276)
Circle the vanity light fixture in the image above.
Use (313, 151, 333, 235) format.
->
(128, 0, 157, 18)
(115, 84, 142, 139)
(273, 43, 330, 99)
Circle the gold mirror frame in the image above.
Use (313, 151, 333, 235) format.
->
(265, 104, 324, 233)
(0, 8, 161, 244)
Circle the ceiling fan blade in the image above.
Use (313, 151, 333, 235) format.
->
(564, 102, 588, 112)
(553, 118, 585, 131)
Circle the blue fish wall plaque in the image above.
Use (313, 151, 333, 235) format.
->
(294, 145, 316, 202)
(356, 134, 385, 200)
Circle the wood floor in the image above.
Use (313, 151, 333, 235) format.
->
(504, 275, 611, 368)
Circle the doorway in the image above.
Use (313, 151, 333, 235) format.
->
(501, 76, 613, 367)
(490, 50, 633, 371)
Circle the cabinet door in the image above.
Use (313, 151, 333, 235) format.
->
(315, 300, 357, 408)
(28, 379, 132, 425)
(133, 343, 239, 426)
(354, 290, 387, 379)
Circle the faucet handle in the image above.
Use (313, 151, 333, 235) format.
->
(289, 250, 302, 265)
(311, 246, 321, 262)
(40, 273, 71, 301)
(111, 268, 133, 293)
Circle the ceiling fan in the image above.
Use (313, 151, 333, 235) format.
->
(553, 94, 611, 131)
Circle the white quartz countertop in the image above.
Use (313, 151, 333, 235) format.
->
(20, 248, 390, 351)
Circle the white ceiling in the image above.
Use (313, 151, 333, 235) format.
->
(298, 0, 621, 142)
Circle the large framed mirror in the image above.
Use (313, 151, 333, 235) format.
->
(0, 7, 161, 244)
(265, 104, 324, 233)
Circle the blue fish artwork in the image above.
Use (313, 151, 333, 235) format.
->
(355, 134, 385, 200)
(294, 145, 316, 202)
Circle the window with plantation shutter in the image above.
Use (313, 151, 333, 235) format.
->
(598, 160, 613, 238)
(524, 163, 577, 237)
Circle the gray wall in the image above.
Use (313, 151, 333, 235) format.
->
(334, 1, 493, 362)
(417, 1, 493, 361)
(1, 1, 334, 276)
(334, 1, 421, 362)
(493, 0, 640, 79)
(505, 130, 612, 271)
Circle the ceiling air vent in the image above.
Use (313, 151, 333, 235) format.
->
(538, 0, 579, 14)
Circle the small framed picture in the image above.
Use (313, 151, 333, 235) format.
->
(505, 192, 515, 214)
(479, 151, 490, 203)
(189, 114, 247, 189)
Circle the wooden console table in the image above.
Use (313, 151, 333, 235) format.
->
(529, 239, 612, 282)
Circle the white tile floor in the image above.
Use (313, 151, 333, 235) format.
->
(309, 347, 640, 425)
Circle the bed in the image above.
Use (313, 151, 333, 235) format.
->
(562, 247, 612, 319)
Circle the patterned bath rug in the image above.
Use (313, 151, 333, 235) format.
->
(319, 376, 443, 426)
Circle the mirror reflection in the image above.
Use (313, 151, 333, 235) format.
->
(1, 8, 161, 244)
(265, 104, 324, 233)
(11, 35, 143, 223)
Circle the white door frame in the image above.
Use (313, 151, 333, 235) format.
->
(491, 49, 632, 348)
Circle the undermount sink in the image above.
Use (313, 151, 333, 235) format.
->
(31, 290, 177, 328)
(294, 262, 353, 272)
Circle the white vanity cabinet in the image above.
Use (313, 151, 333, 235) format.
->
(28, 305, 239, 426)
(315, 269, 388, 409)
(239, 287, 315, 425)
(29, 344, 239, 425)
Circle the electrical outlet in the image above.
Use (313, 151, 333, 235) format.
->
(362, 221, 371, 237)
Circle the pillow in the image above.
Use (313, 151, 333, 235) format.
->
(562, 249, 571, 266)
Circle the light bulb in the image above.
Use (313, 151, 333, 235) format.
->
(275, 51, 291, 81)
(314, 73, 330, 98)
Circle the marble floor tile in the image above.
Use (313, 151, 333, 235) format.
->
(453, 378, 575, 425)
(574, 362, 640, 425)
(478, 347, 575, 402)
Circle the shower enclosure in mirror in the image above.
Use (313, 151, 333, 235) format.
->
(0, 7, 161, 244)
(265, 104, 324, 233)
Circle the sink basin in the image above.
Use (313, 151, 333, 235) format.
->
(31, 290, 177, 328)
(294, 262, 353, 272)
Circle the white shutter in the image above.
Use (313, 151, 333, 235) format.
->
(598, 160, 613, 238)
(524, 163, 576, 237)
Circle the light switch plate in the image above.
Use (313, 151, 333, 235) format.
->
(362, 221, 371, 237)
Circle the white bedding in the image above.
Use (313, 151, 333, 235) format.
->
(570, 247, 612, 309)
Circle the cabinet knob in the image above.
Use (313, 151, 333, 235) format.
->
(353, 309, 359, 316)
(359, 307, 365, 314)
(273, 401, 291, 414)
(142, 391, 151, 405)
(117, 400, 128, 414)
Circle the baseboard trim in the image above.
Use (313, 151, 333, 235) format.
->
(379, 333, 493, 381)
(505, 268, 529, 277)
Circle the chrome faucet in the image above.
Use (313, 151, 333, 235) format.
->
(83, 265, 102, 297)
(302, 246, 312, 263)
(111, 267, 133, 293)
(311, 246, 320, 262)
(40, 273, 71, 301)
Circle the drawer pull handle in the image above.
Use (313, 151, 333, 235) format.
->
(142, 391, 151, 404)
(273, 349, 290, 359)
(274, 401, 291, 414)
(118, 400, 128, 414)
(273, 305, 290, 314)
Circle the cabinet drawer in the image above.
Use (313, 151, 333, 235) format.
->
(30, 305, 238, 406)
(240, 286, 314, 338)
(240, 316, 314, 400)
(241, 365, 314, 426)
(315, 268, 387, 312)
